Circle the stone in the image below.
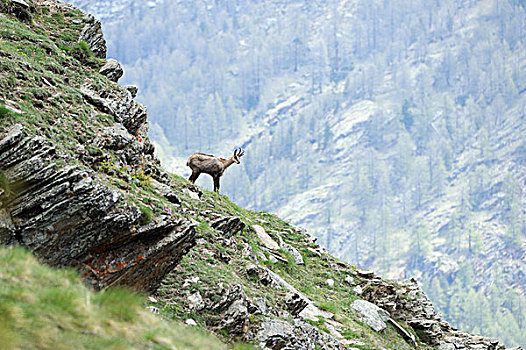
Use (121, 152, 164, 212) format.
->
(183, 188, 200, 200)
(182, 276, 200, 288)
(252, 225, 280, 250)
(345, 275, 355, 285)
(353, 285, 363, 295)
(146, 306, 159, 314)
(185, 319, 197, 326)
(326, 278, 335, 287)
(100, 123, 134, 150)
(79, 14, 107, 58)
(99, 59, 124, 82)
(188, 291, 204, 311)
(356, 269, 375, 278)
(11, 0, 32, 22)
(256, 319, 296, 349)
(438, 343, 456, 350)
(211, 284, 253, 335)
(281, 242, 304, 265)
(388, 318, 418, 348)
(72, 18, 82, 24)
(285, 293, 309, 316)
(350, 300, 390, 332)
(12, 0, 29, 8)
(306, 247, 322, 258)
(256, 251, 268, 262)
(148, 296, 158, 303)
(210, 216, 245, 238)
(124, 85, 139, 98)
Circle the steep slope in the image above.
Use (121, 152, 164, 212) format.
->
(0, 1, 522, 349)
(62, 0, 526, 345)
(0, 0, 195, 293)
(0, 246, 229, 350)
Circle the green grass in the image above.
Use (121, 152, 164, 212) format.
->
(0, 105, 10, 116)
(0, 246, 231, 350)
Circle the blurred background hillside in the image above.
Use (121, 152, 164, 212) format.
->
(67, 0, 526, 346)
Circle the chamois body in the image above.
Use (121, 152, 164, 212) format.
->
(187, 149, 244, 192)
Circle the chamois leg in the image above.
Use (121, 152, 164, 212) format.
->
(213, 176, 220, 193)
(189, 171, 200, 183)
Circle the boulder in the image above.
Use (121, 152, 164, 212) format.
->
(210, 284, 254, 335)
(281, 242, 304, 265)
(350, 300, 390, 332)
(99, 59, 124, 82)
(211, 216, 245, 238)
(100, 123, 134, 150)
(188, 291, 205, 311)
(257, 319, 297, 349)
(185, 319, 198, 326)
(285, 293, 308, 316)
(252, 225, 280, 250)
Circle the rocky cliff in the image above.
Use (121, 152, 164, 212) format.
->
(0, 1, 521, 349)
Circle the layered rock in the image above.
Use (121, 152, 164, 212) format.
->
(0, 124, 196, 292)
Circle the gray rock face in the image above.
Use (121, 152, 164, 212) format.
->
(79, 13, 107, 58)
(124, 85, 139, 98)
(99, 58, 124, 82)
(80, 83, 148, 137)
(350, 300, 390, 332)
(256, 318, 342, 350)
(357, 275, 513, 349)
(0, 124, 196, 292)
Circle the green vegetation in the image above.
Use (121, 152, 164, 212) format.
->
(0, 105, 10, 116)
(0, 246, 230, 350)
(150, 178, 429, 349)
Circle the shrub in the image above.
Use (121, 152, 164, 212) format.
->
(138, 205, 154, 225)
(72, 40, 92, 62)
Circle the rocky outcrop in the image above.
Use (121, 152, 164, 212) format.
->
(79, 13, 107, 58)
(0, 123, 195, 292)
(256, 318, 342, 350)
(358, 275, 514, 350)
(99, 58, 124, 82)
(80, 82, 148, 138)
(350, 299, 390, 332)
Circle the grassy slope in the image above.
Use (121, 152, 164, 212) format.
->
(153, 177, 430, 350)
(0, 246, 231, 350)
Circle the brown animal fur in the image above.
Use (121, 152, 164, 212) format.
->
(186, 149, 245, 192)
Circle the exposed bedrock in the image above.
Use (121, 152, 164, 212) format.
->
(0, 124, 196, 292)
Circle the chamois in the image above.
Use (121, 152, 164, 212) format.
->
(186, 148, 245, 192)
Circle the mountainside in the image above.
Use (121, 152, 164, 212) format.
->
(63, 0, 526, 346)
(0, 0, 522, 349)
